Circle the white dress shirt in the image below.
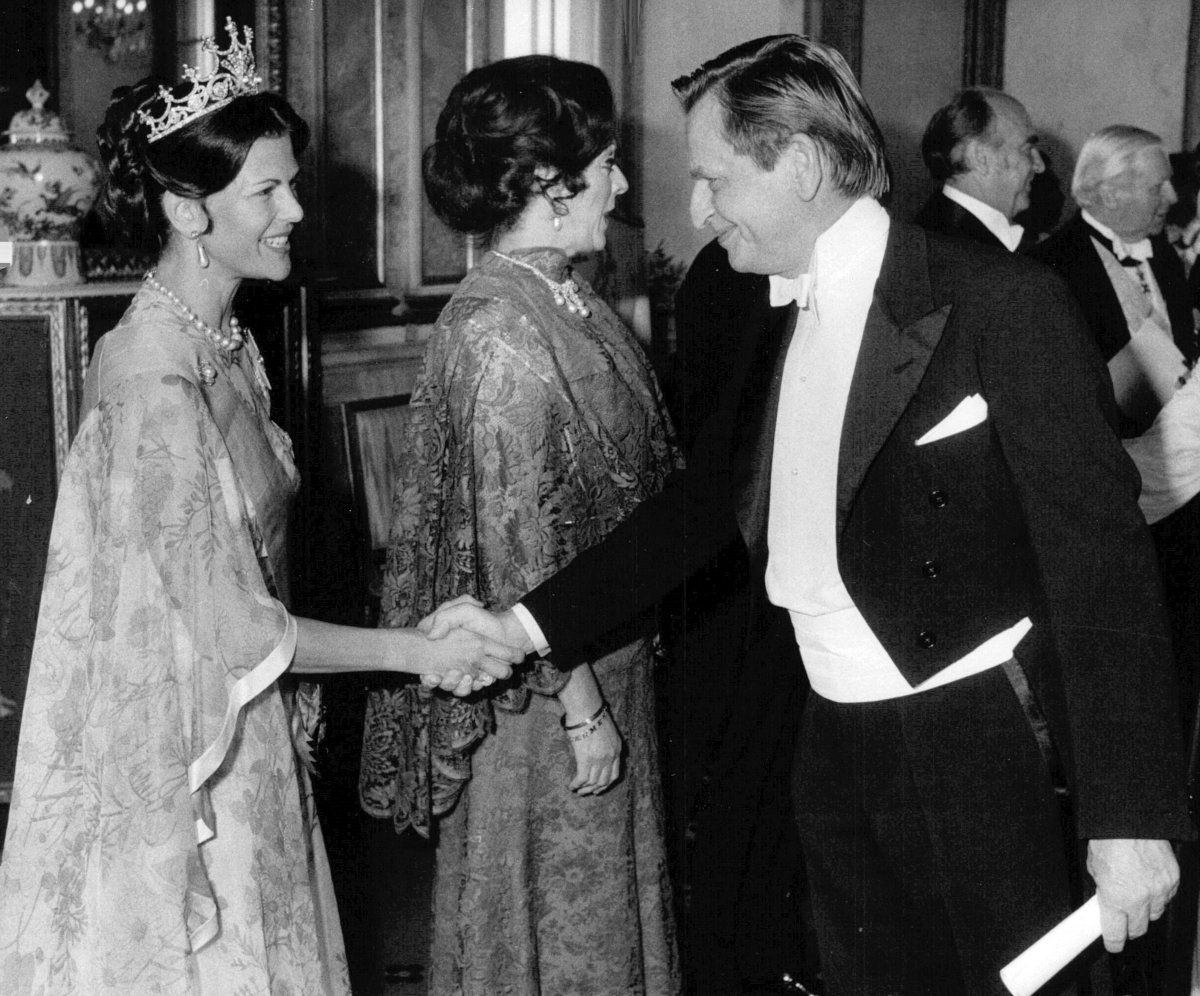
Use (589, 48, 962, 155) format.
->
(765, 198, 1028, 702)
(942, 184, 1024, 251)
(516, 198, 1030, 697)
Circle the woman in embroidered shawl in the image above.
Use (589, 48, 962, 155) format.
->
(0, 24, 518, 996)
(359, 56, 682, 995)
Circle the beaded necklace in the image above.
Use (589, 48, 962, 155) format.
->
(490, 251, 591, 317)
(144, 270, 246, 358)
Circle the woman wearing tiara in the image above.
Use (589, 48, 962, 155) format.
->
(0, 21, 518, 996)
(359, 56, 680, 995)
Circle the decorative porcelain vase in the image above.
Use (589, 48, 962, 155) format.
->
(0, 81, 101, 287)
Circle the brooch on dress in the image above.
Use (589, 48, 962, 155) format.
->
(490, 251, 592, 317)
(197, 360, 219, 386)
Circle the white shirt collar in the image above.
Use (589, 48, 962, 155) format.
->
(768, 198, 890, 313)
(1080, 210, 1154, 262)
(941, 184, 1024, 252)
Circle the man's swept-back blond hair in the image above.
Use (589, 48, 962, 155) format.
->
(672, 34, 889, 198)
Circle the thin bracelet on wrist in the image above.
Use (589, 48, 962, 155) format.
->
(562, 701, 608, 731)
(565, 707, 610, 743)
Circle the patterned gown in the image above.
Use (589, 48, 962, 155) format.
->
(360, 248, 682, 995)
(0, 284, 350, 995)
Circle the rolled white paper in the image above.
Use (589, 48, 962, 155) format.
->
(1000, 895, 1102, 996)
(0, 241, 12, 267)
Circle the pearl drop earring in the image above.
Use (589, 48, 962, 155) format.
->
(188, 229, 209, 268)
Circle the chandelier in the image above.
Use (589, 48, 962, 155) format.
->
(71, 0, 151, 63)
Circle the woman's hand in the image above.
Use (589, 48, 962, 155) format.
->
(556, 663, 620, 793)
(395, 625, 520, 697)
(415, 594, 530, 695)
(567, 708, 623, 795)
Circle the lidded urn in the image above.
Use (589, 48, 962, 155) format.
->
(0, 81, 101, 286)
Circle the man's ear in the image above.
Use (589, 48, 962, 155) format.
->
(161, 190, 209, 239)
(783, 133, 824, 201)
(963, 138, 992, 176)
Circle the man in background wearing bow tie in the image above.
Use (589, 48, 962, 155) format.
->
(1036, 126, 1197, 432)
(427, 37, 1192, 995)
(1038, 127, 1200, 994)
(915, 88, 1043, 252)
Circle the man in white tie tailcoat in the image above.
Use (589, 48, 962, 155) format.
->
(426, 37, 1193, 996)
(1037, 127, 1200, 995)
(915, 88, 1043, 252)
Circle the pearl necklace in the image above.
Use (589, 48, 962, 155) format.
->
(491, 251, 591, 317)
(144, 270, 246, 356)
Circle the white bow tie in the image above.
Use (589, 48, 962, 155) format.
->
(769, 272, 813, 308)
(1112, 236, 1153, 263)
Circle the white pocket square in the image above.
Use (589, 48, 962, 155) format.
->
(915, 394, 988, 446)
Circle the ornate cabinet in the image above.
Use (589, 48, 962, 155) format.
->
(0, 282, 134, 809)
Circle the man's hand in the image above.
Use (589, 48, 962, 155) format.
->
(1086, 838, 1179, 952)
(421, 595, 535, 650)
(418, 595, 534, 694)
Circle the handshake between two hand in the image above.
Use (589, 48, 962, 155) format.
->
(417, 595, 535, 697)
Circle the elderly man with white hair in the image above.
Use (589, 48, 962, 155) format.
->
(1039, 127, 1200, 995)
(1037, 127, 1200, 527)
(1037, 126, 1196, 432)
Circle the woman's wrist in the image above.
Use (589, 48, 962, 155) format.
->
(561, 702, 610, 743)
(383, 628, 418, 674)
(561, 700, 607, 730)
(556, 664, 604, 726)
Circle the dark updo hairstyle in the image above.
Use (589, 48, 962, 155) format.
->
(95, 78, 310, 253)
(423, 55, 616, 239)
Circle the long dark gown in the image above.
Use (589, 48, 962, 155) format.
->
(360, 247, 682, 995)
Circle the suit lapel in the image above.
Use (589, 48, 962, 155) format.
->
(836, 223, 950, 531)
(1148, 233, 1199, 361)
(1071, 218, 1131, 360)
(731, 285, 795, 564)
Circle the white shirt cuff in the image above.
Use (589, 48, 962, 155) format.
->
(510, 602, 551, 657)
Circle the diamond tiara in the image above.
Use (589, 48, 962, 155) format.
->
(137, 18, 261, 144)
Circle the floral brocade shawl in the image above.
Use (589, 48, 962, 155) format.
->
(359, 248, 683, 836)
(0, 287, 348, 994)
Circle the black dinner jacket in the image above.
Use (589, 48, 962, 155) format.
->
(913, 189, 1010, 251)
(523, 217, 1191, 842)
(1033, 212, 1198, 366)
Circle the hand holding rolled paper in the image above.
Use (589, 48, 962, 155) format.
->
(999, 896, 1100, 996)
(1002, 838, 1179, 995)
(1087, 837, 1178, 951)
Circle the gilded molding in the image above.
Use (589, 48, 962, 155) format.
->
(0, 299, 74, 481)
(262, 0, 286, 96)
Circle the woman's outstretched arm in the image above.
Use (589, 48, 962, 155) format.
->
(291, 615, 520, 688)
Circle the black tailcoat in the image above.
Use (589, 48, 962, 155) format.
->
(914, 189, 1011, 251)
(525, 217, 1191, 843)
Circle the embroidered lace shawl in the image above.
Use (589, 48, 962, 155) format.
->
(359, 248, 682, 836)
